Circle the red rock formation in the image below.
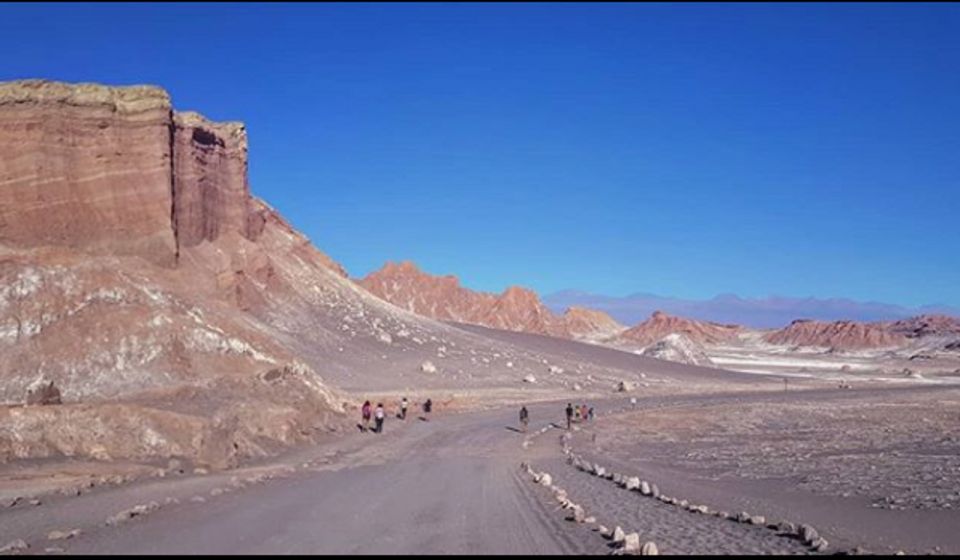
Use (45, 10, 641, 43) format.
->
(885, 315, 960, 338)
(562, 307, 625, 340)
(0, 80, 178, 266)
(357, 261, 498, 322)
(618, 311, 742, 347)
(764, 319, 907, 350)
(359, 261, 574, 337)
(0, 80, 402, 466)
(482, 286, 569, 338)
(172, 112, 252, 248)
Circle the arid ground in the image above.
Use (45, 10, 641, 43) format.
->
(2, 330, 958, 555)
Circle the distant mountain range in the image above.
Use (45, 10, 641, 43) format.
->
(542, 290, 960, 329)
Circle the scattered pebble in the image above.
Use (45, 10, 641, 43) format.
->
(47, 529, 81, 541)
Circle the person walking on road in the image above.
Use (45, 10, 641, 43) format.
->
(423, 398, 433, 420)
(519, 405, 529, 432)
(565, 402, 574, 430)
(361, 400, 372, 432)
(374, 403, 385, 433)
(400, 397, 409, 420)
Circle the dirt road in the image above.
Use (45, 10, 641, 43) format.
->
(1, 401, 598, 554)
(2, 387, 955, 555)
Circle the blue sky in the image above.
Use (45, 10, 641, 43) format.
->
(3, 3, 959, 307)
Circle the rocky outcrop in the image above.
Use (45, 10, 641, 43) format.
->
(359, 261, 627, 341)
(561, 306, 625, 341)
(358, 261, 571, 338)
(0, 80, 416, 467)
(885, 315, 960, 339)
(481, 285, 568, 338)
(617, 311, 742, 347)
(640, 333, 715, 367)
(0, 80, 178, 266)
(172, 112, 252, 248)
(25, 378, 62, 405)
(764, 319, 906, 350)
(358, 261, 498, 323)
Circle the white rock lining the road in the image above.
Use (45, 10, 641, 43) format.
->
(520, 461, 659, 555)
(0, 539, 30, 554)
(105, 501, 161, 526)
(46, 528, 81, 541)
(564, 447, 831, 554)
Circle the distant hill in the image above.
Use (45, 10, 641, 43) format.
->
(542, 290, 959, 329)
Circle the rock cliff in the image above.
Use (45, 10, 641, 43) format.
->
(0, 80, 178, 265)
(617, 310, 742, 347)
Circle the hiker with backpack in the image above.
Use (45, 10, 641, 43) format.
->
(519, 405, 529, 432)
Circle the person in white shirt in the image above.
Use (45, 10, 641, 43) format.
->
(374, 403, 385, 433)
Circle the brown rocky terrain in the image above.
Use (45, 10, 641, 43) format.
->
(615, 311, 742, 348)
(2, 80, 726, 475)
(764, 319, 907, 350)
(358, 261, 623, 341)
(0, 80, 597, 471)
(359, 261, 958, 366)
(885, 314, 960, 339)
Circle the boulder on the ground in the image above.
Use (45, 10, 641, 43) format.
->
(799, 524, 819, 544)
(0, 539, 29, 554)
(566, 505, 585, 523)
(420, 361, 437, 373)
(622, 532, 641, 553)
(641, 541, 659, 556)
(25, 379, 62, 405)
(612, 526, 626, 544)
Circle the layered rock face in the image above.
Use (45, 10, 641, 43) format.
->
(617, 310, 742, 347)
(0, 80, 178, 266)
(0, 81, 443, 466)
(172, 112, 253, 248)
(764, 319, 907, 350)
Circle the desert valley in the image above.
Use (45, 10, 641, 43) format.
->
(0, 79, 959, 555)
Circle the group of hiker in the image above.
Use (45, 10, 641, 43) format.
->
(360, 397, 432, 433)
(518, 402, 595, 432)
(565, 402, 594, 428)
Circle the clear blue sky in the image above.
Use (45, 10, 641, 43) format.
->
(3, 3, 959, 307)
